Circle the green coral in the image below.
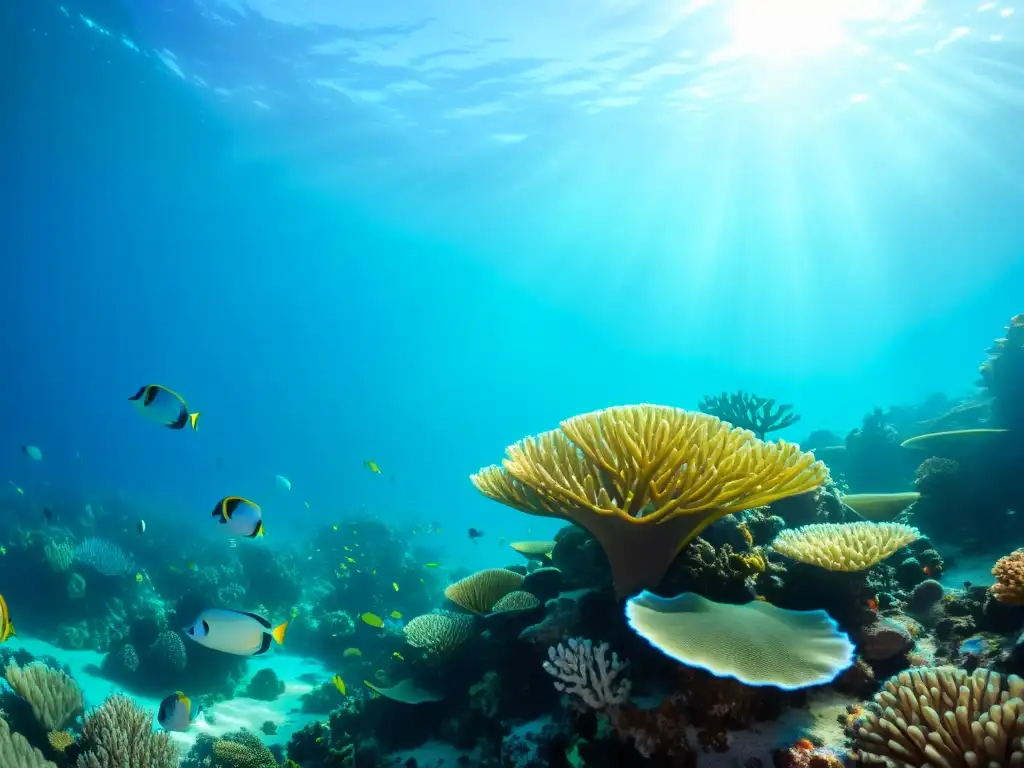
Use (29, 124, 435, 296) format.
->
(211, 730, 276, 768)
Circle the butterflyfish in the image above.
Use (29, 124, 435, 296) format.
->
(157, 692, 201, 732)
(212, 496, 264, 538)
(128, 384, 200, 430)
(360, 612, 384, 628)
(332, 675, 347, 695)
(364, 461, 381, 474)
(183, 608, 287, 656)
(0, 594, 14, 643)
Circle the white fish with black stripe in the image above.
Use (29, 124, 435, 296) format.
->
(183, 608, 288, 656)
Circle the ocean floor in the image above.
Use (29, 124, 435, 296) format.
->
(11, 634, 330, 760)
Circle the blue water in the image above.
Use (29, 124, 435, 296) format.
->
(3, 0, 1023, 575)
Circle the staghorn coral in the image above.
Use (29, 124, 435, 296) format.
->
(771, 522, 920, 571)
(990, 548, 1024, 604)
(851, 667, 1024, 766)
(75, 693, 179, 768)
(542, 637, 630, 710)
(5, 662, 84, 731)
(0, 717, 56, 768)
(444, 568, 524, 614)
(404, 611, 476, 655)
(697, 390, 800, 439)
(472, 404, 827, 597)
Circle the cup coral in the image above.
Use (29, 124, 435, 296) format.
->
(472, 404, 827, 597)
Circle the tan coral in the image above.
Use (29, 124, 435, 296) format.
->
(852, 667, 1024, 766)
(0, 717, 56, 768)
(491, 590, 541, 613)
(471, 405, 827, 597)
(991, 548, 1024, 604)
(510, 541, 555, 561)
(444, 568, 524, 614)
(5, 663, 84, 732)
(771, 522, 920, 571)
(404, 611, 476, 654)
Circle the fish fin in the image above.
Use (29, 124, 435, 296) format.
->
(8, 621, 14, 638)
(222, 497, 241, 520)
(248, 521, 264, 539)
(128, 386, 146, 401)
(272, 621, 288, 645)
(189, 412, 200, 431)
(254, 632, 273, 655)
(144, 386, 160, 405)
(237, 610, 272, 629)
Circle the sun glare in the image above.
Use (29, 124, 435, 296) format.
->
(728, 0, 850, 58)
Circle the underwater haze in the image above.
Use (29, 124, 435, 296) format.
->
(3, 1, 1024, 765)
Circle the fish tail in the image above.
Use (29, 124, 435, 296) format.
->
(250, 520, 265, 538)
(272, 621, 288, 645)
(190, 412, 200, 431)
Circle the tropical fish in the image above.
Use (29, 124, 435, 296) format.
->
(332, 675, 347, 695)
(211, 496, 264, 538)
(425, 563, 439, 568)
(275, 475, 292, 492)
(360, 612, 384, 628)
(157, 692, 201, 732)
(468, 528, 484, 542)
(183, 608, 287, 656)
(389, 611, 402, 619)
(332, 525, 338, 531)
(346, 557, 356, 564)
(392, 652, 404, 661)
(364, 461, 381, 474)
(138, 519, 146, 535)
(343, 647, 362, 658)
(392, 582, 399, 592)
(135, 573, 144, 584)
(128, 384, 199, 431)
(21, 445, 42, 461)
(0, 594, 15, 643)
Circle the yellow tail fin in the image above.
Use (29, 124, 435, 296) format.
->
(272, 621, 288, 645)
(190, 412, 201, 431)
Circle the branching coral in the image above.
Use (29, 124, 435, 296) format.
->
(990, 548, 1024, 604)
(75, 694, 179, 768)
(697, 390, 800, 439)
(0, 717, 55, 768)
(472, 404, 827, 597)
(5, 663, 84, 732)
(851, 667, 1024, 766)
(771, 522, 920, 572)
(542, 636, 630, 710)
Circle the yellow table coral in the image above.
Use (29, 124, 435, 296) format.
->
(471, 404, 827, 597)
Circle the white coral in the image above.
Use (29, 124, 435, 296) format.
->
(542, 636, 630, 710)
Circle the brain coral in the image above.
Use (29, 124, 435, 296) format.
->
(472, 404, 827, 597)
(444, 568, 525, 614)
(404, 611, 476, 654)
(771, 521, 920, 571)
(852, 667, 1024, 767)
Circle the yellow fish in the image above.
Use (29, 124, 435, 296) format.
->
(371, 569, 377, 575)
(343, 546, 350, 551)
(392, 582, 399, 592)
(389, 611, 402, 619)
(290, 607, 299, 619)
(353, 529, 358, 536)
(0, 594, 16, 644)
(346, 557, 356, 564)
(364, 461, 381, 474)
(135, 573, 143, 584)
(360, 612, 384, 628)
(343, 647, 362, 658)
(0, 547, 6, 556)
(331, 675, 346, 696)
(392, 652, 404, 661)
(425, 563, 440, 568)
(332, 525, 339, 531)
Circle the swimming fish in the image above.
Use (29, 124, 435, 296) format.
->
(392, 582, 399, 592)
(42, 507, 53, 522)
(135, 573, 144, 584)
(211, 496, 264, 538)
(389, 611, 402, 619)
(425, 563, 439, 568)
(138, 519, 146, 535)
(129, 385, 200, 431)
(275, 475, 292, 492)
(332, 675, 347, 696)
(21, 445, 42, 461)
(183, 609, 287, 656)
(392, 652, 404, 661)
(0, 594, 15, 644)
(360, 612, 384, 628)
(343, 647, 362, 658)
(157, 692, 201, 732)
(468, 528, 484, 542)
(364, 461, 381, 474)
